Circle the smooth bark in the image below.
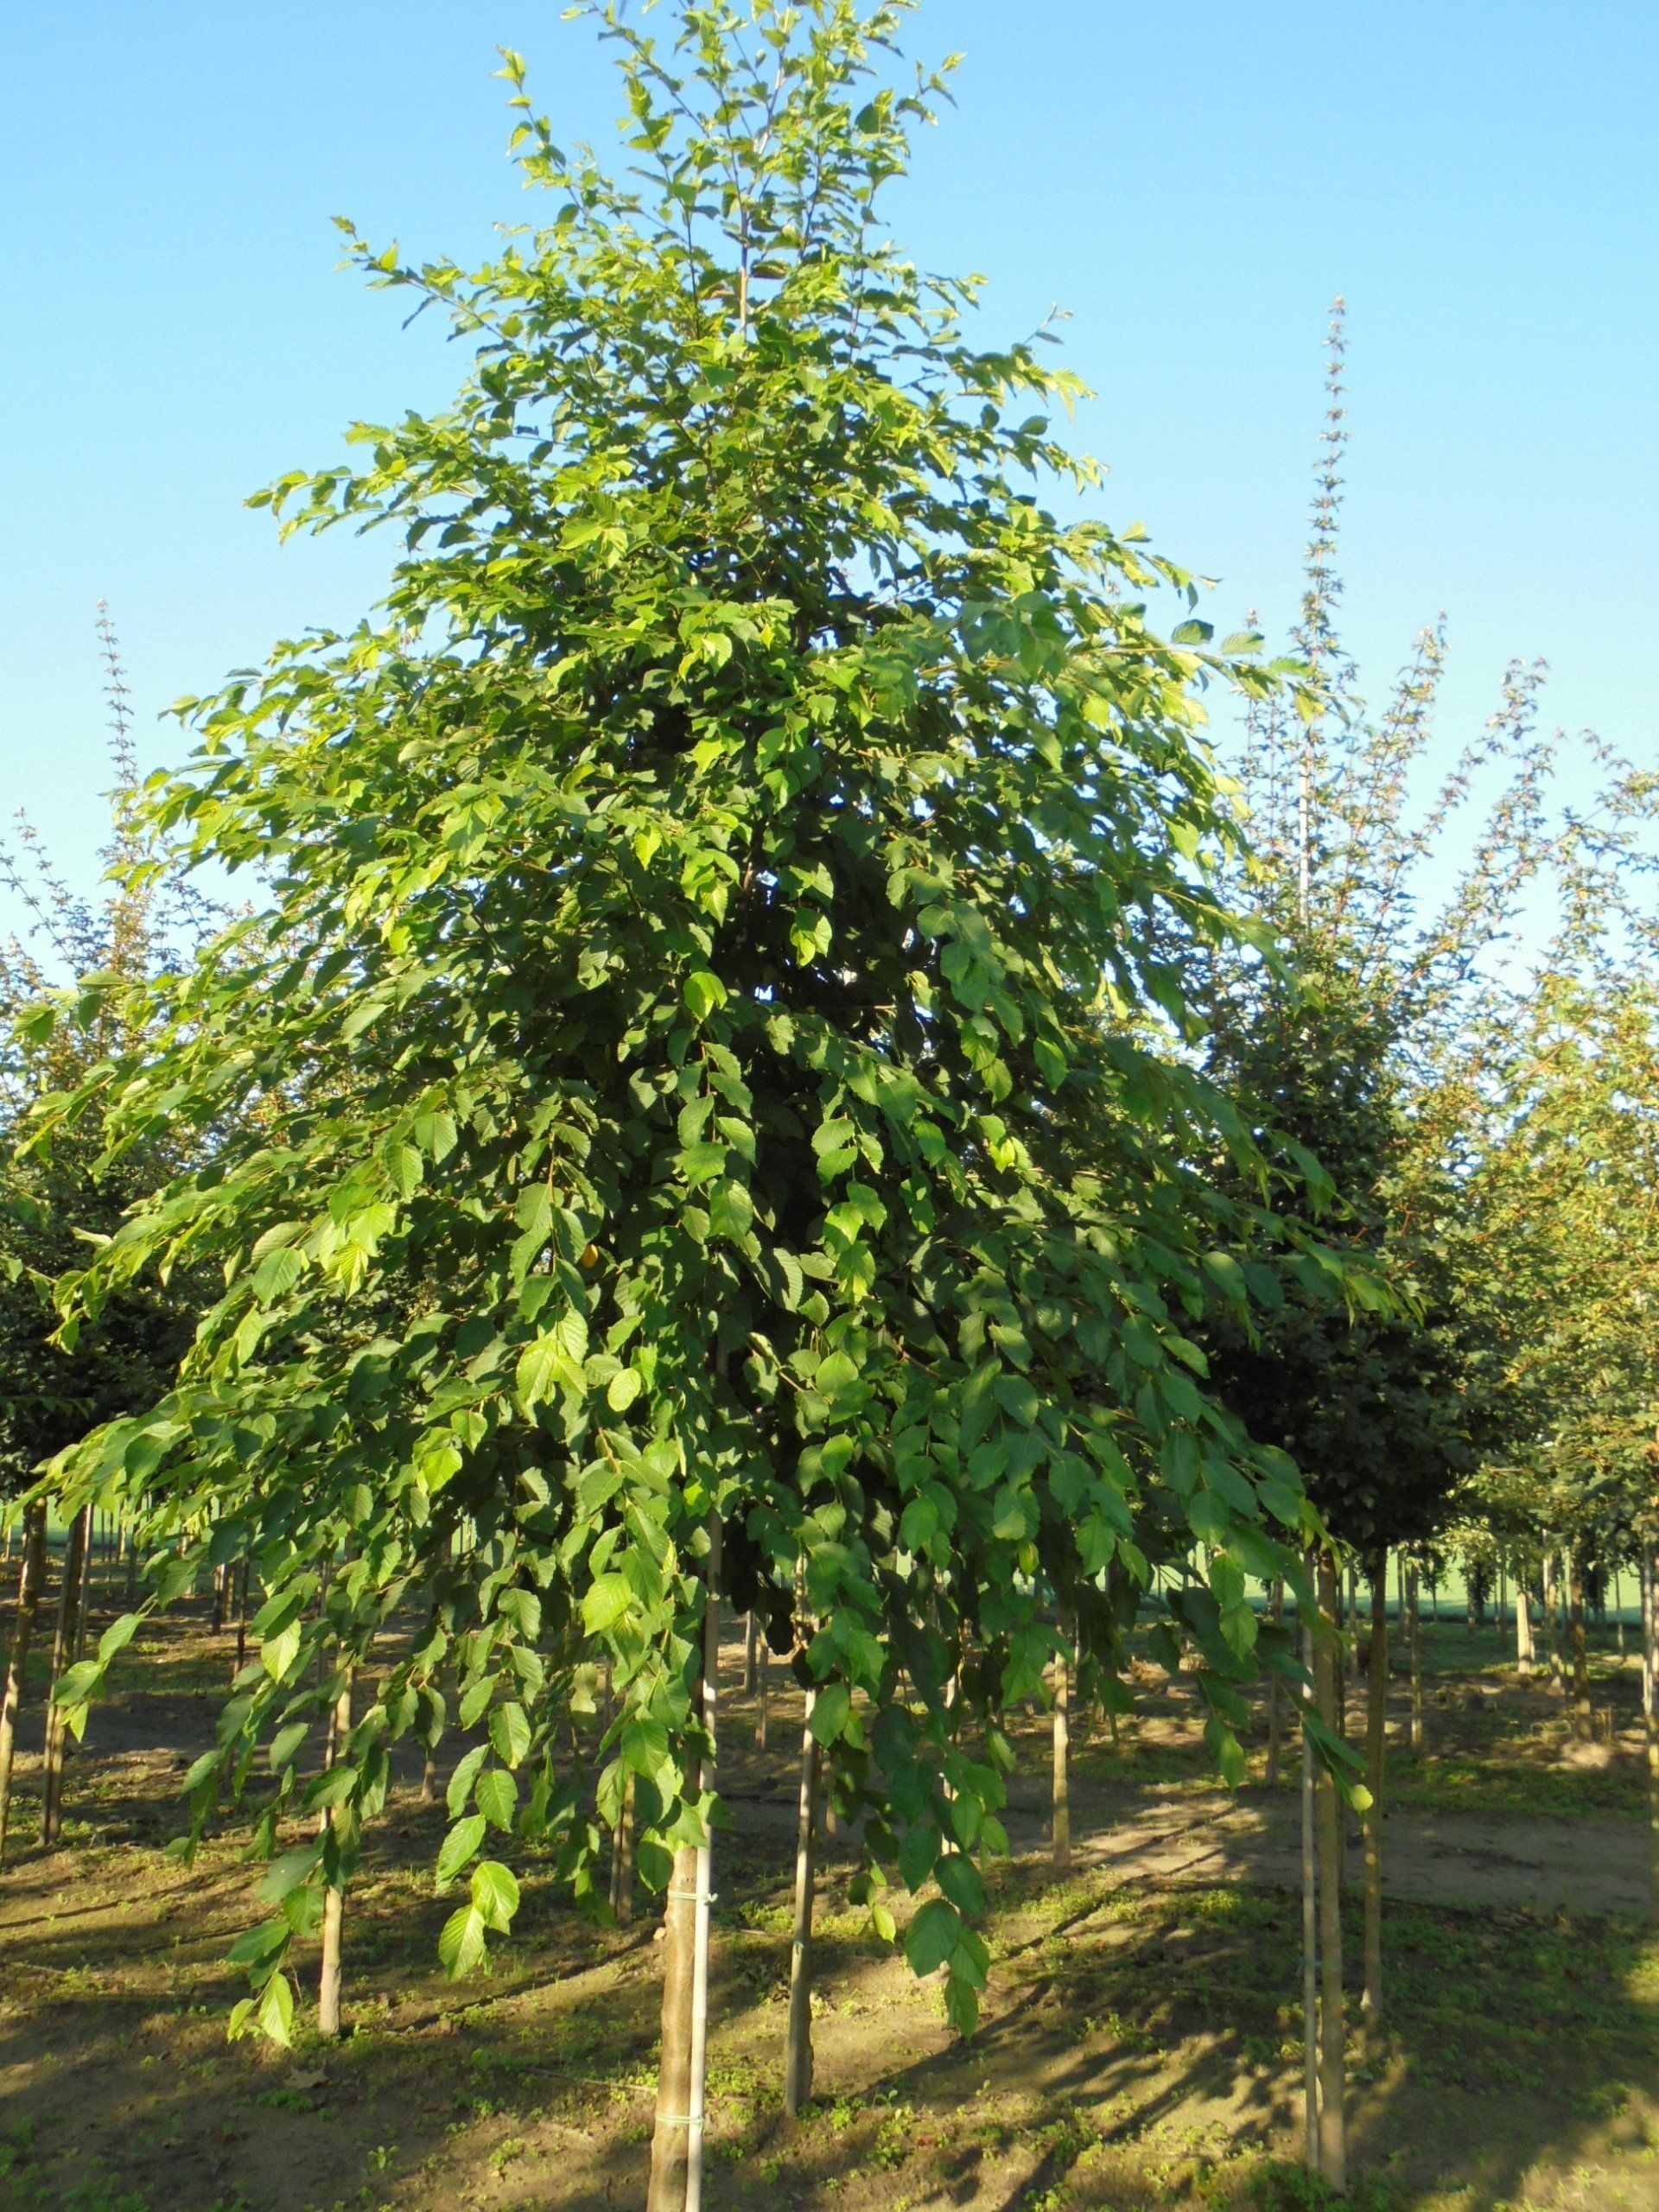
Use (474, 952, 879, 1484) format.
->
(1051, 1618, 1071, 1877)
(609, 1770, 637, 1925)
(1266, 1578, 1285, 1788)
(1543, 1552, 1564, 1694)
(317, 1668, 354, 2038)
(1408, 1565, 1423, 1755)
(1570, 1555, 1592, 1739)
(1313, 1554, 1346, 2190)
(683, 1515, 721, 2212)
(646, 1839, 700, 2212)
(743, 1610, 758, 1699)
(41, 1506, 90, 1847)
(785, 1691, 821, 2118)
(0, 1503, 49, 1866)
(1300, 1616, 1319, 2176)
(1362, 1551, 1387, 2027)
(1516, 1574, 1534, 1677)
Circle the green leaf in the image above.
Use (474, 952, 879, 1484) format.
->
(583, 1575, 632, 1634)
(682, 971, 728, 1023)
(489, 1701, 532, 1769)
(437, 1815, 486, 1889)
(475, 1768, 518, 1831)
(438, 1903, 487, 1980)
(904, 1897, 961, 1977)
(471, 1859, 521, 1932)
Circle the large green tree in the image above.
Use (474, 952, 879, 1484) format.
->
(37, 2, 1328, 2080)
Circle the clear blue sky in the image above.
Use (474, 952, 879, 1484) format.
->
(3, 3, 1654, 931)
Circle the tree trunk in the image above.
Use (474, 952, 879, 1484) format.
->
(609, 1770, 637, 1925)
(1408, 1564, 1423, 1754)
(743, 1610, 758, 1699)
(646, 1838, 700, 2212)
(785, 1691, 821, 2118)
(1516, 1574, 1534, 1677)
(234, 1559, 251, 1675)
(1614, 1569, 1625, 1659)
(41, 1506, 90, 1847)
(0, 1503, 49, 1866)
(1362, 1550, 1387, 2029)
(1300, 1613, 1319, 2176)
(317, 1669, 354, 2038)
(1570, 1555, 1592, 1739)
(210, 1560, 227, 1634)
(1642, 1540, 1657, 1926)
(647, 1515, 721, 2212)
(1266, 1578, 1285, 1788)
(71, 1503, 95, 1662)
(756, 1632, 768, 1752)
(1313, 1554, 1346, 2190)
(1543, 1552, 1564, 1694)
(1051, 1618, 1071, 1878)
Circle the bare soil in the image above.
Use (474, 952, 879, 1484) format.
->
(1, 1593, 1656, 2212)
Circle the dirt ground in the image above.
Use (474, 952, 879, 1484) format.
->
(2, 1590, 1656, 2212)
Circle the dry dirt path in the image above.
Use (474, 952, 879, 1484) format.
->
(719, 1768, 1655, 1920)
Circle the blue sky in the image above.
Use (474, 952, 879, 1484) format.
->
(3, 2, 1654, 938)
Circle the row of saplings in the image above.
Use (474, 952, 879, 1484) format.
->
(4, 1501, 1656, 2199)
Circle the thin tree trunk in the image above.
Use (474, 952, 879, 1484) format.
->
(70, 1503, 95, 1663)
(785, 1689, 821, 2118)
(317, 1668, 354, 2038)
(1051, 1617, 1071, 1878)
(1362, 1550, 1387, 2029)
(609, 1770, 637, 1925)
(1641, 1539, 1657, 1925)
(684, 1515, 721, 2212)
(41, 1507, 90, 1847)
(1570, 1555, 1592, 1739)
(1408, 1564, 1423, 1754)
(0, 1503, 49, 1866)
(1300, 1614, 1319, 2176)
(210, 1560, 227, 1634)
(1615, 1569, 1625, 1659)
(1266, 1578, 1285, 1788)
(124, 1519, 139, 1604)
(1543, 1552, 1563, 1694)
(743, 1610, 757, 1699)
(1313, 1554, 1346, 2190)
(234, 1559, 251, 1676)
(648, 1515, 721, 2212)
(1516, 1574, 1534, 1677)
(756, 1632, 768, 1751)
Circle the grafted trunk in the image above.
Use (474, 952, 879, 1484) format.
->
(1051, 1618, 1071, 1877)
(646, 1839, 700, 2212)
(0, 1503, 49, 1866)
(1362, 1550, 1387, 2028)
(1313, 1554, 1346, 2190)
(647, 1514, 721, 2212)
(785, 1692, 821, 2118)
(317, 1669, 354, 2038)
(41, 1506, 91, 1847)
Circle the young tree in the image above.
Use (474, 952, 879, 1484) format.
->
(35, 4, 1337, 2171)
(0, 612, 204, 1859)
